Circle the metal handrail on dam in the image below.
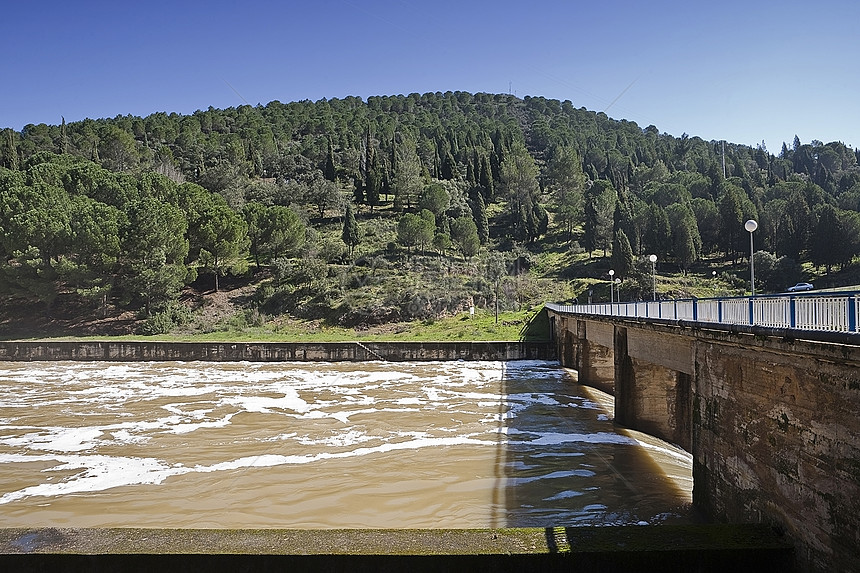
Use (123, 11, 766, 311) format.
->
(547, 290, 860, 334)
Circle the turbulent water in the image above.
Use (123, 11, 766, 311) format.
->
(0, 360, 693, 528)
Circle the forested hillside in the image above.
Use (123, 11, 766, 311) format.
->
(2, 92, 859, 336)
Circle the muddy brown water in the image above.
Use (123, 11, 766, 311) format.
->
(0, 360, 693, 528)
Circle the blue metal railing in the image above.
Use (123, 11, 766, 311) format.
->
(546, 291, 860, 334)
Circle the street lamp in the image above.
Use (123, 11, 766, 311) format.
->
(744, 219, 758, 296)
(609, 269, 615, 303)
(615, 278, 622, 302)
(648, 254, 657, 301)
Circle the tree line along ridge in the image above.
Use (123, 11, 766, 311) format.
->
(1, 92, 858, 333)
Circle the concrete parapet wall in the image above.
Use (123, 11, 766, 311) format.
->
(547, 310, 860, 572)
(0, 341, 554, 362)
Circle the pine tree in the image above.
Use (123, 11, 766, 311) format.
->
(547, 146, 586, 240)
(392, 136, 422, 210)
(500, 141, 541, 242)
(810, 204, 841, 273)
(584, 180, 617, 257)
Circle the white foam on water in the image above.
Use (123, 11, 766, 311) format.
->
(224, 391, 311, 414)
(109, 429, 149, 444)
(544, 490, 584, 501)
(510, 430, 639, 447)
(514, 469, 597, 485)
(507, 393, 561, 407)
(451, 390, 508, 401)
(634, 438, 694, 465)
(167, 413, 236, 435)
(0, 359, 692, 521)
(310, 429, 375, 448)
(0, 453, 186, 504)
(423, 387, 443, 402)
(0, 433, 497, 504)
(582, 504, 608, 511)
(197, 435, 497, 473)
(2, 427, 105, 453)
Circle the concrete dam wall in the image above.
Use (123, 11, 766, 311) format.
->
(548, 310, 860, 573)
(0, 340, 554, 362)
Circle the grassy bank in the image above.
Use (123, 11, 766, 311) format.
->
(29, 308, 547, 343)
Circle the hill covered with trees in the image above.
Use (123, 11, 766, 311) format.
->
(1, 92, 859, 336)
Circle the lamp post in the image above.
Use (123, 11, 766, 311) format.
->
(609, 269, 615, 303)
(648, 254, 657, 301)
(615, 278, 621, 302)
(744, 219, 758, 296)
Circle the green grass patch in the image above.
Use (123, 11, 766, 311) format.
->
(31, 308, 547, 343)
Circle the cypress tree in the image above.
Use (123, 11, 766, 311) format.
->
(5, 129, 18, 170)
(611, 229, 634, 279)
(342, 203, 360, 258)
(60, 117, 68, 155)
(471, 190, 489, 244)
(366, 148, 381, 211)
(353, 176, 365, 205)
(324, 139, 336, 181)
(479, 153, 494, 200)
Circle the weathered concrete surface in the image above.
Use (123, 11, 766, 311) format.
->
(693, 332, 860, 572)
(568, 319, 616, 394)
(0, 525, 793, 572)
(624, 328, 693, 375)
(549, 310, 860, 572)
(614, 327, 692, 451)
(0, 341, 554, 362)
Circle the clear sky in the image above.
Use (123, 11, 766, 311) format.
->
(2, 0, 858, 150)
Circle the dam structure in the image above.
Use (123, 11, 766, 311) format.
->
(0, 340, 553, 363)
(547, 293, 860, 573)
(0, 337, 795, 571)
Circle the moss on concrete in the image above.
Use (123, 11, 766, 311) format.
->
(0, 526, 795, 572)
(0, 525, 791, 556)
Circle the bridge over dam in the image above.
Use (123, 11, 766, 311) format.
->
(547, 293, 860, 572)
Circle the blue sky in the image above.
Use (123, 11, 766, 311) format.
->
(2, 0, 858, 150)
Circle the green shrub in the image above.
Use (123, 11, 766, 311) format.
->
(137, 302, 192, 335)
(138, 311, 176, 335)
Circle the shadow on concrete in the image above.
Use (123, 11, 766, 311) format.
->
(519, 306, 551, 341)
